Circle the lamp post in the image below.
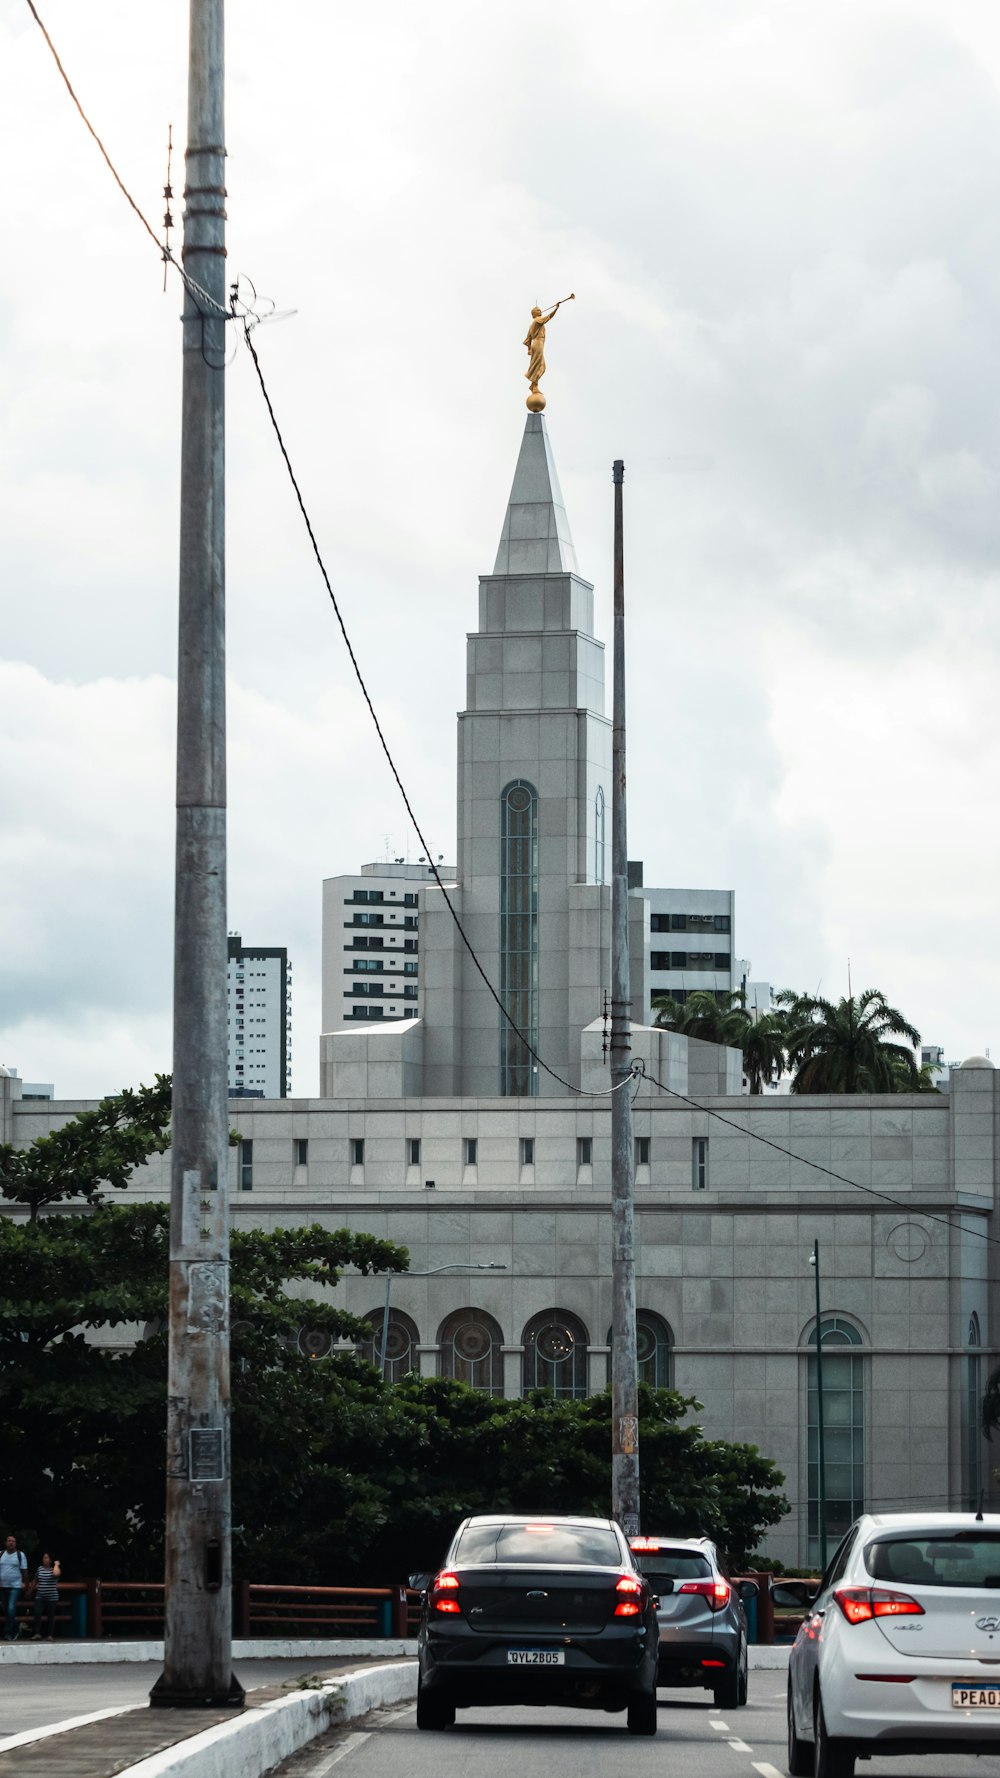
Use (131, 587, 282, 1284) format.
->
(379, 1264, 508, 1380)
(809, 1239, 828, 1569)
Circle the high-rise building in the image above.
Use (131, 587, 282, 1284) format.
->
(227, 934, 291, 1098)
(322, 861, 457, 1032)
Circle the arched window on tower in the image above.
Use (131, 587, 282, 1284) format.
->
(522, 1309, 589, 1399)
(607, 1311, 674, 1388)
(438, 1308, 504, 1396)
(806, 1316, 864, 1565)
(967, 1312, 983, 1510)
(499, 780, 539, 1096)
(358, 1308, 419, 1383)
(595, 785, 606, 886)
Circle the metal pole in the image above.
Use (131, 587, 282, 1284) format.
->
(378, 1263, 507, 1380)
(151, 0, 242, 1709)
(811, 1240, 828, 1570)
(609, 459, 640, 1537)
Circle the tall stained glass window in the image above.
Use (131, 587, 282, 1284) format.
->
(500, 780, 538, 1095)
(807, 1316, 864, 1564)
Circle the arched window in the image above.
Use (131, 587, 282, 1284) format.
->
(806, 1317, 864, 1564)
(522, 1309, 589, 1399)
(967, 1313, 983, 1510)
(438, 1308, 504, 1396)
(595, 785, 606, 886)
(607, 1311, 674, 1388)
(358, 1308, 419, 1383)
(499, 780, 538, 1096)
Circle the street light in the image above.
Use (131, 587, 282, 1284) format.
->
(809, 1240, 828, 1569)
(379, 1263, 508, 1380)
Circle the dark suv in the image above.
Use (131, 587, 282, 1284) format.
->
(629, 1534, 748, 1706)
(416, 1515, 659, 1733)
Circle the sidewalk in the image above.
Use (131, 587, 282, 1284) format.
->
(0, 1658, 417, 1778)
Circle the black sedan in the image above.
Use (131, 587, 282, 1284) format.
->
(414, 1514, 659, 1734)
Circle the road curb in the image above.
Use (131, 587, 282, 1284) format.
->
(115, 1660, 418, 1778)
(0, 1637, 417, 1665)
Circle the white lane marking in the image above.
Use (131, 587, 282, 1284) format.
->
(294, 1701, 415, 1774)
(0, 1704, 133, 1754)
(728, 1738, 753, 1753)
(710, 1718, 730, 1729)
(752, 1765, 785, 1778)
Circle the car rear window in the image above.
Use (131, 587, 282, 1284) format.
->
(867, 1534, 1000, 1588)
(633, 1550, 712, 1584)
(455, 1524, 623, 1566)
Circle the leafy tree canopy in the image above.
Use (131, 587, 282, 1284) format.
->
(0, 1076, 175, 1220)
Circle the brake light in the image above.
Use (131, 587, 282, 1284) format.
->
(616, 1575, 643, 1595)
(833, 1588, 924, 1625)
(431, 1570, 461, 1614)
(615, 1601, 641, 1617)
(678, 1579, 730, 1612)
(524, 1524, 555, 1534)
(629, 1536, 661, 1551)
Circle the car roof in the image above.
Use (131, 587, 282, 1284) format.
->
(461, 1514, 619, 1530)
(632, 1534, 713, 1548)
(860, 1512, 1000, 1534)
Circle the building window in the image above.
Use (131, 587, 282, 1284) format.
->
(595, 785, 606, 886)
(465, 1138, 477, 1166)
(522, 1310, 589, 1399)
(351, 1138, 365, 1167)
(439, 1308, 504, 1396)
(294, 1138, 308, 1167)
(635, 1136, 650, 1166)
(577, 1137, 592, 1167)
(966, 1313, 983, 1511)
(499, 780, 539, 1096)
(358, 1308, 418, 1383)
(807, 1317, 864, 1564)
(408, 1138, 421, 1166)
(520, 1136, 534, 1167)
(239, 1139, 253, 1191)
(607, 1311, 673, 1388)
(692, 1137, 708, 1190)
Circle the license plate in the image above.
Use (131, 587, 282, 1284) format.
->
(507, 1649, 565, 1666)
(952, 1685, 1000, 1709)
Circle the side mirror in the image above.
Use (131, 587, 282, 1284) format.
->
(408, 1572, 434, 1592)
(737, 1579, 759, 1601)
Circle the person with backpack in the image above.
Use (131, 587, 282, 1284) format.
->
(30, 1553, 61, 1640)
(0, 1535, 27, 1641)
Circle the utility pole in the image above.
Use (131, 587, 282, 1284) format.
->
(151, 0, 243, 1710)
(609, 458, 640, 1537)
(810, 1239, 828, 1570)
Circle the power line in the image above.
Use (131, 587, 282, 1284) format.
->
(634, 1061, 1000, 1250)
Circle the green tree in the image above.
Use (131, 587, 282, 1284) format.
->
(0, 1076, 174, 1220)
(653, 992, 788, 1094)
(781, 989, 922, 1093)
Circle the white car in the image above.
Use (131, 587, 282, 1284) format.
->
(788, 1511, 1000, 1778)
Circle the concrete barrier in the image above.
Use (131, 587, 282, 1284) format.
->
(0, 1636, 417, 1665)
(116, 1661, 418, 1778)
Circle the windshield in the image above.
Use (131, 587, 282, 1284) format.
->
(456, 1524, 623, 1566)
(633, 1550, 711, 1586)
(867, 1534, 1000, 1588)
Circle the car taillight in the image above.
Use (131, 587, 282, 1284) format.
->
(431, 1571, 461, 1614)
(677, 1579, 730, 1612)
(629, 1537, 662, 1551)
(833, 1587, 925, 1625)
(616, 1575, 643, 1595)
(615, 1601, 641, 1617)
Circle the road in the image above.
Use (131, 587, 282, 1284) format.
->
(272, 1678, 1000, 1778)
(2, 1660, 343, 1738)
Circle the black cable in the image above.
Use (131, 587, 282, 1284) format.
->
(634, 1061, 1000, 1250)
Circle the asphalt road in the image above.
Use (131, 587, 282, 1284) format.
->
(273, 1676, 1000, 1778)
(2, 1660, 339, 1738)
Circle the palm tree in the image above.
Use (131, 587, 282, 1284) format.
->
(782, 989, 921, 1094)
(654, 991, 788, 1094)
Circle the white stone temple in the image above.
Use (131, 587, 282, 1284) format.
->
(5, 414, 998, 1567)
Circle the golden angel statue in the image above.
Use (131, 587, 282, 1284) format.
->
(523, 293, 574, 410)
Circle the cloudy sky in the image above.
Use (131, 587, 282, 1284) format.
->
(3, 0, 999, 1096)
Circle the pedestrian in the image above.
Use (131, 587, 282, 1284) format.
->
(0, 1534, 27, 1641)
(30, 1553, 61, 1641)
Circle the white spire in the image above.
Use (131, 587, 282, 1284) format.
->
(493, 413, 578, 575)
